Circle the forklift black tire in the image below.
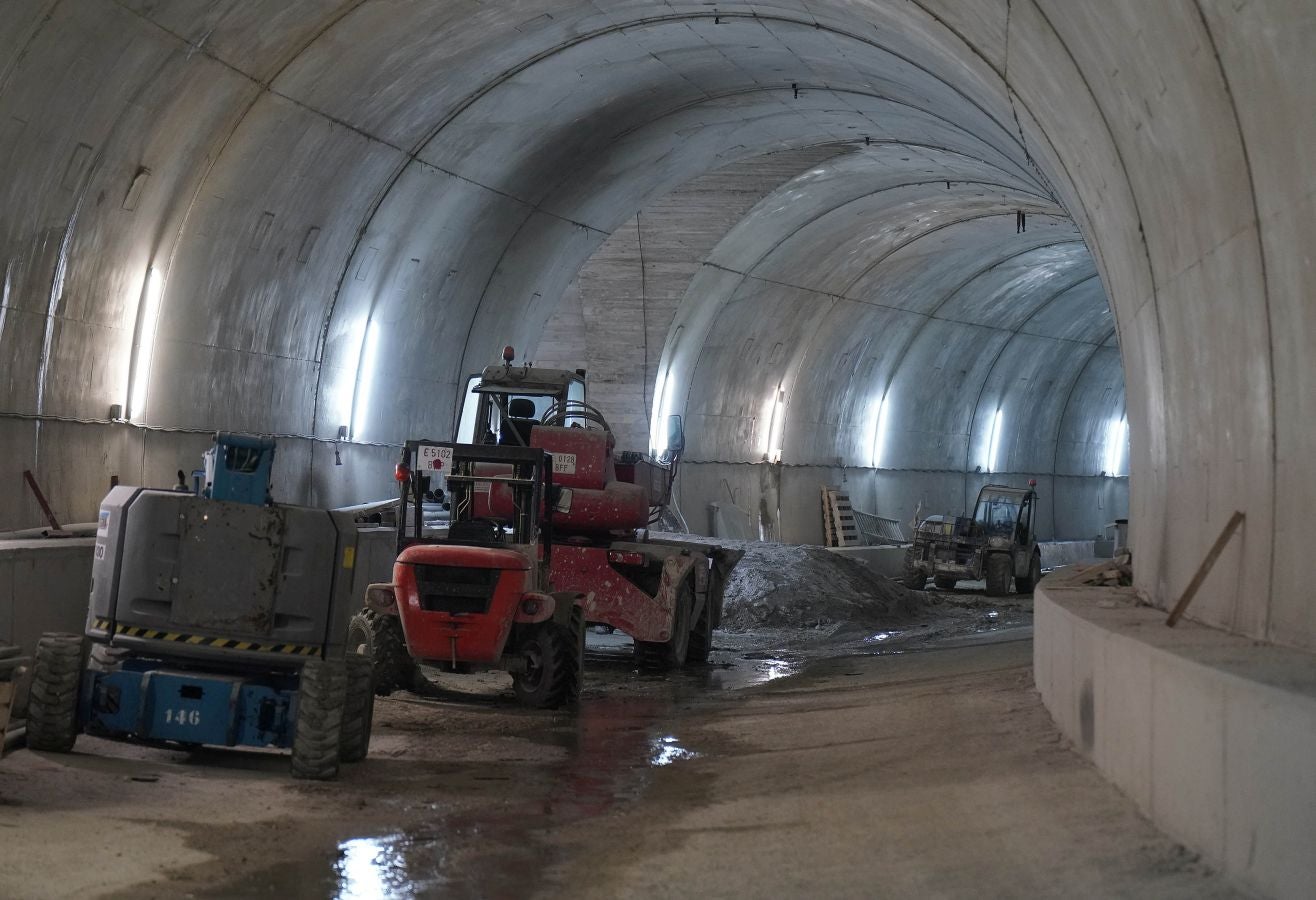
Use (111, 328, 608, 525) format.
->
(339, 652, 375, 763)
(511, 622, 576, 709)
(565, 605, 586, 706)
(686, 593, 714, 665)
(349, 609, 414, 697)
(933, 576, 958, 591)
(291, 658, 347, 780)
(27, 633, 84, 753)
(1017, 553, 1043, 595)
(635, 577, 693, 671)
(902, 551, 927, 591)
(985, 554, 1013, 597)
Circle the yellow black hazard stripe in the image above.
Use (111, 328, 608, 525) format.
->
(91, 617, 318, 656)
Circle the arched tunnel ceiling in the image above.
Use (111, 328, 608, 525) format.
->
(3, 1, 1312, 649)
(649, 144, 1120, 479)
(3, 0, 1048, 446)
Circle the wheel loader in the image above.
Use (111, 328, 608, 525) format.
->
(355, 347, 742, 702)
(902, 482, 1043, 597)
(24, 434, 374, 779)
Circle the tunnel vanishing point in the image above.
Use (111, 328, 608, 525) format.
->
(1, 2, 1314, 897)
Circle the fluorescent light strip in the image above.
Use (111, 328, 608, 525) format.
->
(651, 370, 668, 455)
(1104, 416, 1127, 475)
(987, 407, 1004, 474)
(128, 266, 165, 421)
(870, 392, 890, 468)
(351, 320, 380, 441)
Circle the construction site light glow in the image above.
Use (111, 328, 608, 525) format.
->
(766, 388, 785, 463)
(651, 370, 669, 455)
(1104, 416, 1127, 475)
(987, 407, 1004, 473)
(870, 393, 890, 468)
(128, 266, 165, 421)
(351, 320, 380, 441)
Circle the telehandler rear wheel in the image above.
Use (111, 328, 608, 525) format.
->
(291, 658, 346, 780)
(512, 620, 577, 709)
(985, 554, 1013, 597)
(348, 610, 414, 696)
(634, 577, 693, 671)
(27, 633, 84, 753)
(339, 651, 375, 763)
(686, 593, 714, 665)
(1017, 553, 1043, 594)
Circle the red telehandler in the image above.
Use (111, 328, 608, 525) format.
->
(351, 348, 741, 706)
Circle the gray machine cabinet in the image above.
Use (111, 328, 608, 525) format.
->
(89, 487, 358, 664)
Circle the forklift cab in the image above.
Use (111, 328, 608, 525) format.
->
(454, 348, 587, 449)
(972, 485, 1037, 547)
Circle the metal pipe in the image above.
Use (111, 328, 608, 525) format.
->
(0, 522, 99, 541)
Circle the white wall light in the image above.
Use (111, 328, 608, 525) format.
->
(986, 407, 1005, 474)
(869, 392, 890, 468)
(650, 369, 669, 456)
(126, 266, 166, 421)
(766, 388, 786, 463)
(350, 320, 380, 441)
(1103, 416, 1127, 476)
(650, 325, 684, 456)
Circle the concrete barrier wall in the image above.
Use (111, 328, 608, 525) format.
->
(678, 462, 1129, 548)
(825, 545, 906, 579)
(1035, 574, 1316, 899)
(0, 539, 95, 652)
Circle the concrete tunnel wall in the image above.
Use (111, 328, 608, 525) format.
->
(0, 2, 1313, 657)
(537, 145, 1129, 545)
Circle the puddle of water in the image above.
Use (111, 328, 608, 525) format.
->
(336, 833, 449, 900)
(750, 659, 796, 684)
(648, 734, 699, 767)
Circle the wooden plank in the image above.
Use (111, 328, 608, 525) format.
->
(1166, 511, 1245, 627)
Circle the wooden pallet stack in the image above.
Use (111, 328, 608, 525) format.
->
(821, 486, 862, 547)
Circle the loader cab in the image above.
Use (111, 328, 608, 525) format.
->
(972, 485, 1037, 547)
(454, 359, 587, 448)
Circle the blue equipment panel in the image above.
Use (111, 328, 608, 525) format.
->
(204, 432, 276, 506)
(83, 663, 298, 749)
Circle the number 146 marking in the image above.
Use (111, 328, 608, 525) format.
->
(165, 708, 201, 726)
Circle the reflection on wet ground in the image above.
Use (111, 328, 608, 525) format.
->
(226, 590, 1034, 899)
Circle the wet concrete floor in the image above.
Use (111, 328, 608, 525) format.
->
(0, 590, 1243, 898)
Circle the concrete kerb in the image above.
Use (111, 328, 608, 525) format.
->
(1034, 574, 1316, 900)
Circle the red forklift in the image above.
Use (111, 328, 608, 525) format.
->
(355, 347, 741, 701)
(351, 442, 586, 709)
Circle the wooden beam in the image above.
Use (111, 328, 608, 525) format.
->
(1166, 511, 1245, 627)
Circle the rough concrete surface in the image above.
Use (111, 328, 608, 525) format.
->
(0, 607, 1243, 899)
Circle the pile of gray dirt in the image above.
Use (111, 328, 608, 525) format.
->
(717, 542, 924, 632)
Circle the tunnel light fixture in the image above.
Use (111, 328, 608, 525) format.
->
(651, 326, 684, 456)
(651, 370, 669, 456)
(986, 407, 1005, 474)
(1103, 416, 1127, 476)
(350, 320, 380, 441)
(870, 392, 891, 468)
(766, 388, 786, 463)
(126, 266, 166, 421)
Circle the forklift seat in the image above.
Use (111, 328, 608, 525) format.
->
(501, 397, 537, 446)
